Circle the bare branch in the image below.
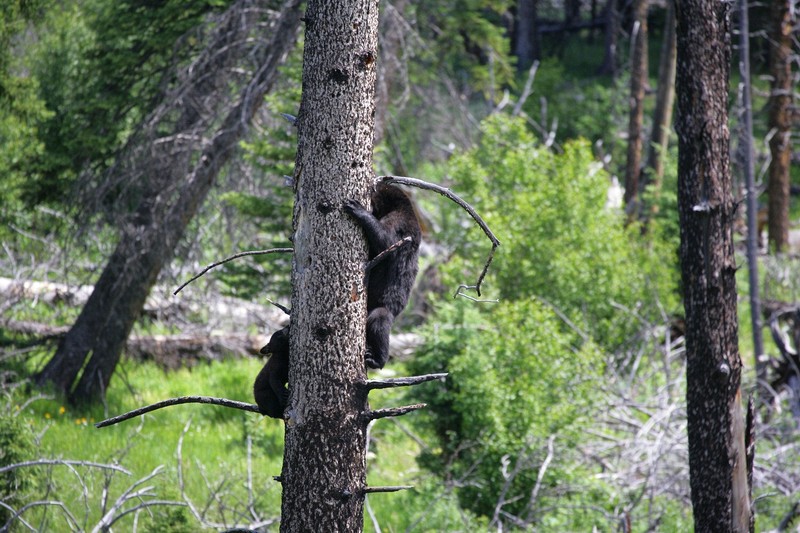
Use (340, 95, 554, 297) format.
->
(362, 372, 447, 391)
(1, 500, 81, 532)
(378, 175, 500, 297)
(452, 285, 500, 303)
(95, 396, 260, 428)
(365, 403, 426, 421)
(174, 248, 293, 295)
(266, 298, 291, 316)
(777, 501, 800, 532)
(0, 459, 131, 475)
(512, 60, 540, 117)
(364, 237, 412, 275)
(527, 435, 556, 513)
(362, 485, 413, 494)
(91, 466, 177, 533)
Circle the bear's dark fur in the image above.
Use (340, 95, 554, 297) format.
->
(253, 326, 289, 418)
(344, 182, 421, 369)
(253, 183, 421, 418)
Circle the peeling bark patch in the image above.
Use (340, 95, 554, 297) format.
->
(328, 68, 349, 85)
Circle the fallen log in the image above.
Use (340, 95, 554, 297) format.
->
(0, 276, 287, 331)
(1, 319, 422, 369)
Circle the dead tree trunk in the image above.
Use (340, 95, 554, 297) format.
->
(35, 0, 303, 404)
(623, 0, 649, 216)
(675, 0, 751, 530)
(737, 0, 766, 397)
(766, 0, 794, 253)
(644, 0, 676, 186)
(278, 0, 378, 530)
(599, 0, 620, 76)
(515, 0, 540, 71)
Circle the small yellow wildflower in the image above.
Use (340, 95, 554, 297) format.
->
(44, 413, 51, 419)
(59, 406, 66, 415)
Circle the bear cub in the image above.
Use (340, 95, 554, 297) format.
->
(253, 183, 421, 418)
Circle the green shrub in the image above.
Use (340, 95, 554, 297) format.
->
(409, 114, 679, 527)
(434, 114, 678, 349)
(410, 299, 617, 526)
(0, 414, 40, 524)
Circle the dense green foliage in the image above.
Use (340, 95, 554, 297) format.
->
(0, 0, 50, 231)
(7, 0, 234, 208)
(409, 115, 680, 527)
(412, 301, 609, 525)
(0, 415, 39, 525)
(411, 0, 514, 94)
(430, 115, 679, 348)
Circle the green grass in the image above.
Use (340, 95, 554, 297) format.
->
(3, 350, 451, 531)
(7, 353, 285, 530)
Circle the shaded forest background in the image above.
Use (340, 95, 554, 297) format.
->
(1, 0, 799, 530)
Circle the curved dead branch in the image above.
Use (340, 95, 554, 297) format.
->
(379, 175, 500, 298)
(174, 247, 293, 295)
(96, 396, 260, 428)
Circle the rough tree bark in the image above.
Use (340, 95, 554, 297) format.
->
(34, 0, 303, 403)
(278, 0, 378, 530)
(623, 0, 649, 216)
(766, 0, 794, 253)
(675, 0, 751, 530)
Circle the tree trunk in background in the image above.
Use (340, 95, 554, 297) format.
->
(564, 0, 581, 27)
(766, 0, 794, 253)
(599, 0, 620, 76)
(279, 0, 378, 530)
(34, 0, 303, 404)
(515, 0, 540, 71)
(737, 0, 766, 402)
(623, 0, 649, 216)
(374, 0, 408, 147)
(675, 0, 751, 530)
(644, 0, 676, 187)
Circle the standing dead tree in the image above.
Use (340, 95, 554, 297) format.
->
(622, 0, 649, 218)
(35, 0, 303, 404)
(736, 0, 766, 395)
(766, 0, 796, 253)
(675, 0, 753, 529)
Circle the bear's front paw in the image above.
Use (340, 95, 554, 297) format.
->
(343, 199, 365, 216)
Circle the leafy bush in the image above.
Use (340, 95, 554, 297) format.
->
(411, 300, 606, 522)
(521, 58, 627, 150)
(434, 115, 678, 349)
(409, 114, 679, 527)
(0, 414, 40, 525)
